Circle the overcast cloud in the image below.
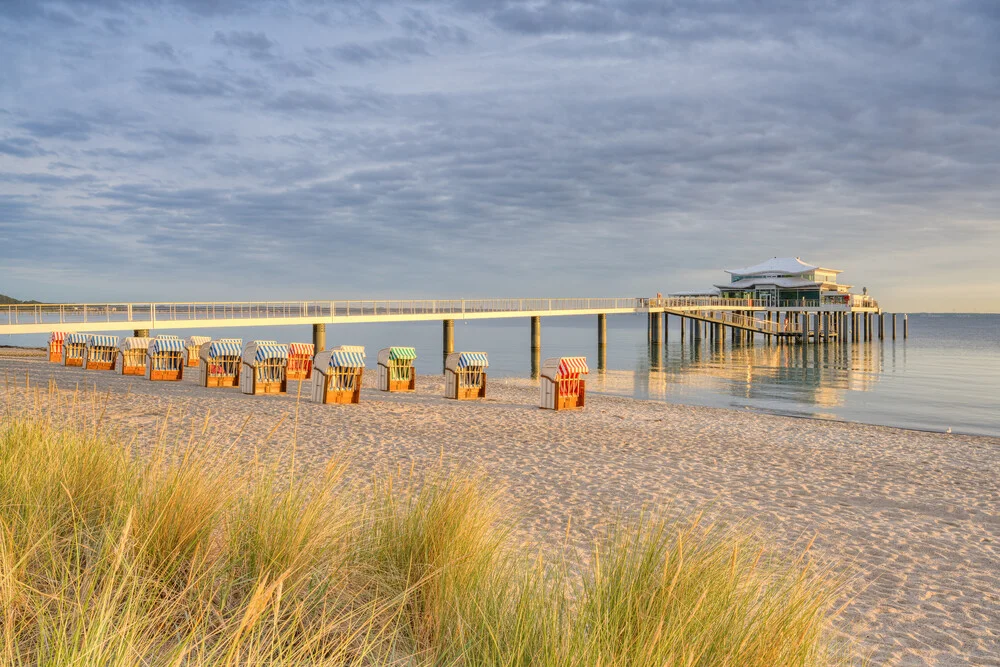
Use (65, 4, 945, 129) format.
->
(1, 0, 998, 310)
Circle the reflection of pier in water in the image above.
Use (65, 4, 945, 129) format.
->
(590, 336, 884, 411)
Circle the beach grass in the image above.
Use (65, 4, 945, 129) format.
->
(0, 388, 855, 665)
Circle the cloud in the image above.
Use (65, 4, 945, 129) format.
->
(0, 0, 997, 310)
(0, 136, 47, 157)
(212, 30, 274, 61)
(144, 41, 179, 63)
(18, 113, 93, 141)
(328, 37, 428, 65)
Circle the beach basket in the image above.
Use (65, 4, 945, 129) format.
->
(240, 341, 288, 395)
(444, 352, 488, 400)
(540, 357, 588, 410)
(377, 347, 416, 392)
(199, 339, 242, 387)
(146, 335, 185, 381)
(311, 346, 365, 404)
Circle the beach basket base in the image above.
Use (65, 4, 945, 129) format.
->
(121, 365, 145, 376)
(149, 369, 183, 382)
(385, 377, 415, 392)
(204, 376, 238, 388)
(250, 379, 286, 395)
(85, 362, 114, 372)
(323, 388, 361, 404)
(287, 370, 311, 382)
(187, 358, 200, 367)
(48, 350, 61, 363)
(64, 358, 83, 368)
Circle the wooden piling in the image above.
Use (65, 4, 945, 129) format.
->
(892, 313, 896, 340)
(904, 313, 909, 338)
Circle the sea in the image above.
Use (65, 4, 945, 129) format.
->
(8, 313, 999, 437)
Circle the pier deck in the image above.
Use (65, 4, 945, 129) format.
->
(0, 296, 881, 336)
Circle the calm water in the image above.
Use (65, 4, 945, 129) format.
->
(9, 313, 999, 436)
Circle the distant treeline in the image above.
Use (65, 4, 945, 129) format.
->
(0, 294, 42, 305)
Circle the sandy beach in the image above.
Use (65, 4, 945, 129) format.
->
(1, 355, 997, 666)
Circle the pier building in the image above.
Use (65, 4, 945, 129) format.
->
(715, 257, 851, 305)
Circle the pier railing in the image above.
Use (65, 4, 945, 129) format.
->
(1, 298, 646, 328)
(1, 295, 882, 331)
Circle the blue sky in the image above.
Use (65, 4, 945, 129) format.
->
(1, 1, 998, 311)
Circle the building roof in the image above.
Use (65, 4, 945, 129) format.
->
(724, 257, 842, 276)
(714, 276, 820, 290)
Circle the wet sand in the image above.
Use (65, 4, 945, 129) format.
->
(1, 356, 998, 666)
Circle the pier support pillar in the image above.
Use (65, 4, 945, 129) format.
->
(878, 313, 885, 340)
(530, 316, 541, 378)
(679, 316, 685, 342)
(903, 314, 909, 339)
(133, 328, 149, 338)
(892, 314, 897, 340)
(650, 311, 663, 344)
(443, 319, 454, 373)
(312, 323, 326, 352)
(597, 314, 607, 371)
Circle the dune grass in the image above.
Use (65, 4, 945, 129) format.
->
(0, 387, 856, 665)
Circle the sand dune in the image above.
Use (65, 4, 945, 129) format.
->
(2, 357, 997, 666)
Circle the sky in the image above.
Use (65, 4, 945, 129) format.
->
(1, 0, 998, 312)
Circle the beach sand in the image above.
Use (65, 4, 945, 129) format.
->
(1, 356, 997, 666)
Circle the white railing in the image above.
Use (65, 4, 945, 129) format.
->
(1, 294, 882, 329)
(1, 297, 646, 327)
(689, 310, 802, 335)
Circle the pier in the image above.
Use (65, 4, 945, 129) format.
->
(2, 296, 899, 358)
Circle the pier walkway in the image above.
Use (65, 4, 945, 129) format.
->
(0, 295, 881, 336)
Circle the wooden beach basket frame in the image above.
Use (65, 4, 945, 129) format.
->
(62, 334, 88, 367)
(377, 347, 416, 392)
(185, 336, 211, 367)
(146, 336, 185, 382)
(48, 332, 67, 363)
(83, 335, 119, 371)
(117, 337, 150, 376)
(540, 357, 588, 411)
(312, 347, 366, 405)
(241, 341, 288, 395)
(199, 339, 242, 388)
(445, 352, 488, 400)
(286, 343, 315, 381)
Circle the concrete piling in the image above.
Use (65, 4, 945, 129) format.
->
(312, 323, 326, 352)
(530, 316, 541, 379)
(442, 319, 454, 372)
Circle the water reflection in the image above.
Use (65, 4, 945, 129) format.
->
(590, 338, 884, 415)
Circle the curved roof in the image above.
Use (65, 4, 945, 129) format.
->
(724, 257, 841, 276)
(715, 277, 819, 290)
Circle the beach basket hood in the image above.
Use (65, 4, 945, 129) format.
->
(208, 340, 243, 357)
(186, 336, 211, 347)
(329, 349, 366, 368)
(49, 331, 69, 343)
(457, 352, 488, 368)
(65, 333, 90, 345)
(289, 342, 314, 355)
(242, 340, 288, 363)
(120, 337, 151, 351)
(149, 335, 185, 355)
(86, 335, 119, 348)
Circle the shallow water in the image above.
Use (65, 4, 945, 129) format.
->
(8, 313, 998, 436)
